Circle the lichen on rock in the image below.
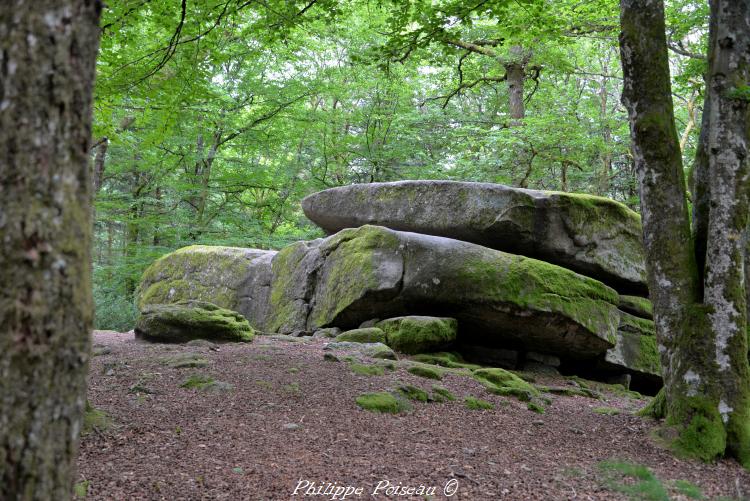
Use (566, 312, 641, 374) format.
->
(136, 245, 276, 324)
(135, 300, 254, 343)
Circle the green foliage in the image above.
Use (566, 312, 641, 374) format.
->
(92, 0, 693, 325)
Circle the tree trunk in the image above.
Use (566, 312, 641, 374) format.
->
(505, 45, 527, 124)
(598, 74, 612, 196)
(92, 137, 108, 194)
(0, 1, 102, 499)
(620, 0, 750, 464)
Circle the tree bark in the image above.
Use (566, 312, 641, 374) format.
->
(0, 1, 102, 499)
(506, 45, 528, 124)
(92, 137, 108, 194)
(620, 0, 750, 464)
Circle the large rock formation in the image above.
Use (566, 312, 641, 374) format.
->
(265, 225, 622, 359)
(302, 181, 647, 295)
(136, 245, 276, 325)
(135, 181, 660, 389)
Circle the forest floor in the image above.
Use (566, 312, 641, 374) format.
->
(78, 331, 748, 501)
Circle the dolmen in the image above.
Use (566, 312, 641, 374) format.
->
(135, 181, 660, 392)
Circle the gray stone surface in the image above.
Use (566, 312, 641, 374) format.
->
(267, 225, 621, 360)
(136, 245, 277, 331)
(302, 181, 647, 294)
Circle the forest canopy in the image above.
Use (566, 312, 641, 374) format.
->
(92, 0, 707, 331)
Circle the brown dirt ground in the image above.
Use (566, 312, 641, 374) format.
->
(77, 331, 748, 501)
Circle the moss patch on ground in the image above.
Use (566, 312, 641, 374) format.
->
(350, 363, 385, 376)
(83, 401, 113, 435)
(465, 396, 494, 410)
(597, 460, 669, 501)
(355, 392, 411, 414)
(432, 386, 456, 402)
(180, 374, 234, 392)
(593, 407, 621, 416)
(161, 352, 210, 368)
(408, 365, 444, 380)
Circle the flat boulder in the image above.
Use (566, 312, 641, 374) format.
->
(136, 245, 276, 329)
(376, 316, 457, 355)
(135, 300, 255, 343)
(302, 181, 647, 295)
(266, 225, 621, 360)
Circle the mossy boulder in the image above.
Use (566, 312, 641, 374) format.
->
(335, 327, 386, 343)
(473, 367, 540, 402)
(302, 181, 647, 295)
(136, 245, 276, 329)
(355, 392, 411, 414)
(376, 316, 457, 354)
(135, 300, 255, 343)
(267, 225, 621, 360)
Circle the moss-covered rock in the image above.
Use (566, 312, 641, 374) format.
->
(335, 327, 386, 343)
(136, 300, 254, 343)
(268, 225, 621, 360)
(473, 367, 540, 402)
(407, 365, 444, 380)
(618, 295, 653, 320)
(302, 181, 647, 294)
(411, 352, 481, 370)
(377, 316, 457, 354)
(396, 384, 430, 402)
(355, 392, 411, 414)
(136, 245, 276, 329)
(323, 341, 397, 360)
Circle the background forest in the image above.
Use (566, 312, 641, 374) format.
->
(93, 0, 707, 331)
